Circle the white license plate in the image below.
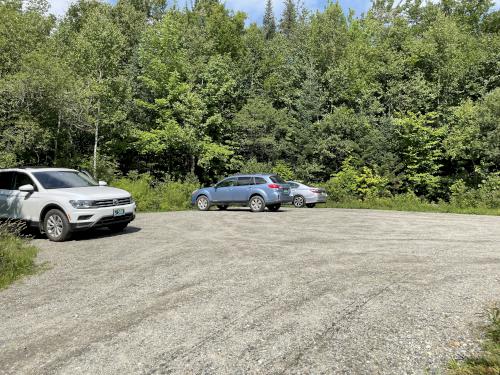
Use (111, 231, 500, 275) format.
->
(114, 208, 125, 217)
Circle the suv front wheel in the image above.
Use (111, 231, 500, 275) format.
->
(249, 196, 265, 212)
(196, 195, 210, 211)
(44, 209, 71, 242)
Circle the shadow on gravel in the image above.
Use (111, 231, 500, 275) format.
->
(70, 226, 142, 241)
(211, 207, 290, 213)
(27, 226, 142, 242)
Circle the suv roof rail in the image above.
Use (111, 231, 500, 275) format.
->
(231, 173, 274, 176)
(17, 166, 46, 169)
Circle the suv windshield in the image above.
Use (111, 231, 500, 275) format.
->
(33, 171, 98, 189)
(270, 175, 286, 184)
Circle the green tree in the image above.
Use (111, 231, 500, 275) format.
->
(263, 0, 276, 40)
(279, 0, 297, 36)
(393, 113, 446, 197)
(65, 3, 128, 177)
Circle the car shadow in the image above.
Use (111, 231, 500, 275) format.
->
(215, 207, 290, 213)
(26, 226, 142, 242)
(70, 226, 142, 241)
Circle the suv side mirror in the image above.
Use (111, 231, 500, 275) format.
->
(98, 181, 108, 186)
(19, 184, 34, 193)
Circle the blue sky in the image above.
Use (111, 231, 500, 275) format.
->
(48, 0, 499, 23)
(47, 0, 378, 20)
(224, 0, 372, 23)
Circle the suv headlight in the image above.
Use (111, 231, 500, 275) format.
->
(70, 200, 94, 209)
(130, 196, 135, 204)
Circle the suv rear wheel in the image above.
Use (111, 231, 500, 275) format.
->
(44, 209, 71, 242)
(249, 196, 265, 212)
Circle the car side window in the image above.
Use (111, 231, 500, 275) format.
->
(0, 172, 15, 190)
(13, 172, 37, 191)
(237, 177, 253, 186)
(289, 182, 299, 189)
(254, 177, 267, 185)
(217, 178, 236, 188)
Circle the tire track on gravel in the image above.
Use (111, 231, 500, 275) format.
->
(146, 269, 405, 374)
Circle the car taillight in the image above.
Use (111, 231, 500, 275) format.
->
(310, 188, 322, 194)
(268, 183, 281, 189)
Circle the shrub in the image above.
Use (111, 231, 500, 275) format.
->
(323, 159, 389, 202)
(451, 175, 500, 209)
(112, 172, 200, 212)
(0, 221, 37, 289)
(272, 161, 295, 181)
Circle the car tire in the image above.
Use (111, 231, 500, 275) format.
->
(108, 223, 128, 233)
(268, 204, 281, 212)
(44, 209, 71, 242)
(196, 195, 210, 211)
(293, 195, 305, 208)
(217, 205, 228, 210)
(306, 203, 316, 208)
(249, 196, 265, 213)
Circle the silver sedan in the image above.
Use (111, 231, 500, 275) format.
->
(287, 181, 328, 208)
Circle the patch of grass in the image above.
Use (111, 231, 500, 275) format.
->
(448, 304, 500, 375)
(320, 194, 500, 216)
(0, 221, 38, 289)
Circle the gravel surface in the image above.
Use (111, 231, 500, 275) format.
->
(0, 208, 499, 375)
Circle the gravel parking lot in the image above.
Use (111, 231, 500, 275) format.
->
(0, 208, 499, 375)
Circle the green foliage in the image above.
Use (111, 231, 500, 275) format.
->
(393, 113, 445, 197)
(112, 172, 200, 212)
(323, 159, 389, 201)
(272, 161, 295, 181)
(263, 0, 276, 40)
(0, 221, 38, 289)
(450, 175, 500, 209)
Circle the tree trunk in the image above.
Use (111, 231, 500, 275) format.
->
(93, 72, 103, 179)
(54, 111, 61, 166)
(93, 119, 99, 179)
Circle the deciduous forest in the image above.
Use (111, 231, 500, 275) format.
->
(1, 0, 499, 208)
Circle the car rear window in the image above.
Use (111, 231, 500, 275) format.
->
(270, 175, 286, 184)
(254, 177, 267, 185)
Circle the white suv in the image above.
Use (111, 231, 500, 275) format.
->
(0, 168, 136, 242)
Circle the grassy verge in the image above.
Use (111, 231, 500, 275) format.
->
(0, 222, 38, 289)
(319, 195, 500, 216)
(448, 304, 500, 374)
